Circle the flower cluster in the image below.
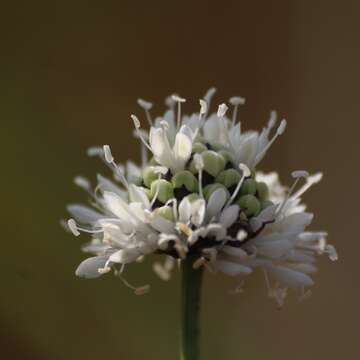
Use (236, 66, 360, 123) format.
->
(65, 88, 337, 305)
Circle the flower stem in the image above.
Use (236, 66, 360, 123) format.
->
(180, 255, 204, 360)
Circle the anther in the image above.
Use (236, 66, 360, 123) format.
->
(229, 96, 245, 126)
(102, 145, 130, 190)
(67, 218, 80, 236)
(254, 119, 287, 165)
(217, 103, 228, 118)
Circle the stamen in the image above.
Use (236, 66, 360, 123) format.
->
(254, 119, 287, 165)
(229, 96, 245, 126)
(298, 287, 312, 302)
(116, 270, 150, 295)
(103, 145, 130, 191)
(194, 153, 204, 198)
(203, 87, 217, 115)
(276, 170, 309, 216)
(131, 115, 153, 152)
(172, 95, 186, 130)
(225, 163, 250, 207)
(74, 176, 91, 191)
(137, 98, 153, 126)
(217, 103, 228, 118)
(103, 145, 114, 163)
(291, 172, 323, 200)
(268, 110, 277, 129)
(67, 218, 103, 237)
(67, 218, 80, 236)
(198, 99, 207, 126)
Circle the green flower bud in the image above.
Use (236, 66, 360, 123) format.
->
(260, 200, 274, 210)
(195, 150, 226, 177)
(256, 181, 269, 201)
(239, 178, 257, 196)
(218, 149, 234, 164)
(203, 183, 229, 201)
(171, 170, 198, 192)
(150, 179, 174, 204)
(237, 194, 261, 217)
(210, 143, 226, 152)
(192, 142, 208, 154)
(185, 193, 201, 203)
(215, 169, 241, 188)
(142, 166, 158, 188)
(155, 206, 175, 222)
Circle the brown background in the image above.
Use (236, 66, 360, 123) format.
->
(1, 1, 359, 359)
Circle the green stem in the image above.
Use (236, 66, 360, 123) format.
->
(180, 255, 204, 360)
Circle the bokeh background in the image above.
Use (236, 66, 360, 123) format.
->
(1, 1, 359, 359)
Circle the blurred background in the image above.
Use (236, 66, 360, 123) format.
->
(1, 1, 359, 359)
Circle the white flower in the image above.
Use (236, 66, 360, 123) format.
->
(64, 88, 337, 304)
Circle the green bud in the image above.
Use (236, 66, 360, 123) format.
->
(199, 150, 226, 177)
(203, 183, 229, 201)
(218, 149, 234, 164)
(210, 143, 226, 152)
(216, 169, 241, 188)
(142, 166, 158, 188)
(150, 179, 174, 204)
(260, 200, 274, 210)
(184, 193, 201, 203)
(237, 194, 261, 217)
(256, 181, 269, 201)
(155, 206, 175, 222)
(171, 170, 198, 192)
(239, 179, 257, 196)
(192, 142, 208, 154)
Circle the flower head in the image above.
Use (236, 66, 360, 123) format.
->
(65, 88, 337, 305)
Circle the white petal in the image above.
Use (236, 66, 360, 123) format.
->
(67, 204, 105, 224)
(75, 256, 109, 279)
(257, 239, 293, 258)
(103, 191, 131, 220)
(216, 260, 252, 276)
(206, 188, 227, 221)
(269, 266, 314, 288)
(191, 199, 206, 226)
(128, 184, 150, 209)
(220, 246, 248, 260)
(219, 205, 239, 228)
(109, 248, 142, 264)
(174, 132, 192, 163)
(179, 197, 192, 223)
(151, 214, 176, 234)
